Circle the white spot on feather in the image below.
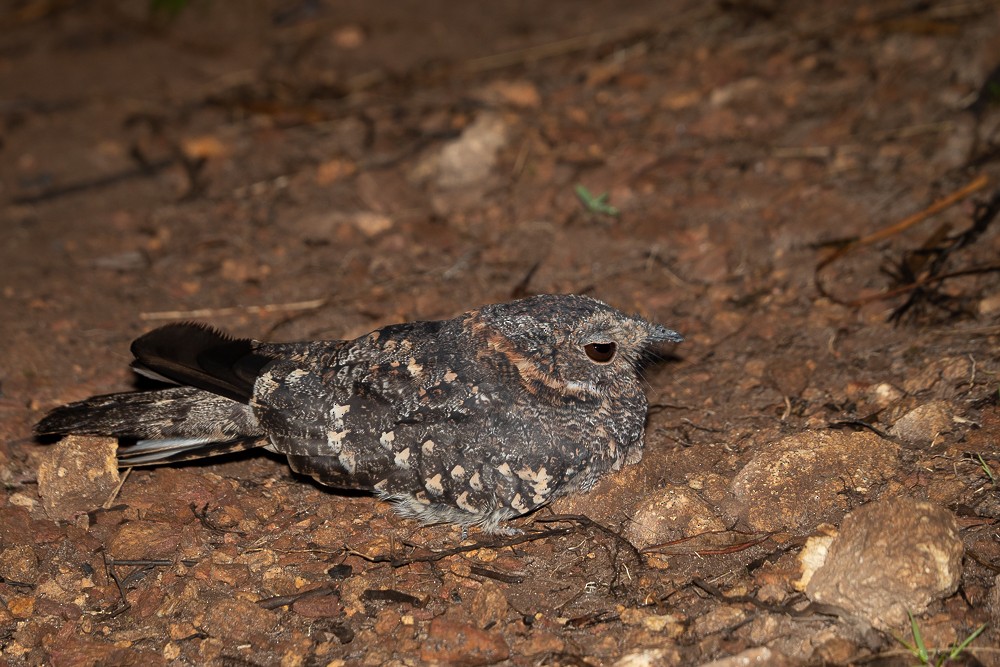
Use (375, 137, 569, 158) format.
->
(379, 431, 395, 449)
(394, 448, 411, 468)
(422, 439, 435, 455)
(511, 493, 528, 513)
(425, 474, 444, 496)
(469, 471, 482, 490)
(407, 357, 423, 376)
(450, 464, 466, 480)
(339, 449, 356, 474)
(326, 429, 350, 452)
(456, 491, 477, 513)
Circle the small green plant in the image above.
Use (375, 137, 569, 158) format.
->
(894, 610, 987, 666)
(977, 453, 996, 485)
(574, 184, 620, 218)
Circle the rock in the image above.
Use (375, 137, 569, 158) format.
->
(624, 484, 726, 549)
(729, 431, 899, 531)
(469, 581, 508, 629)
(292, 591, 343, 618)
(804, 498, 963, 629)
(109, 521, 182, 560)
(793, 525, 837, 592)
(420, 618, 510, 666)
(410, 113, 509, 214)
(37, 436, 120, 521)
(0, 544, 39, 584)
(696, 647, 794, 667)
(349, 211, 393, 238)
(474, 80, 541, 109)
(613, 647, 684, 667)
(889, 401, 954, 448)
(619, 608, 683, 636)
(200, 598, 278, 646)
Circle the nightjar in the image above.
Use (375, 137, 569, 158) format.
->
(35, 294, 682, 534)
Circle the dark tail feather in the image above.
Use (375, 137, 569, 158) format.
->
(129, 323, 273, 403)
(34, 386, 268, 466)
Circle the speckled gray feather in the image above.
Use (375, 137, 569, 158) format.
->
(35, 294, 682, 534)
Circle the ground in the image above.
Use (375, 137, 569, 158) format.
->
(2, 1, 1000, 665)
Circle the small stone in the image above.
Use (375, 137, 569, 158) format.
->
(292, 591, 343, 618)
(7, 596, 35, 618)
(332, 24, 365, 49)
(804, 498, 963, 629)
(349, 211, 393, 238)
(475, 80, 541, 108)
(692, 605, 747, 636)
(109, 521, 182, 560)
(469, 581, 508, 629)
(411, 113, 508, 191)
(200, 598, 278, 646)
(612, 647, 684, 667)
(420, 618, 509, 666)
(698, 647, 795, 667)
(793, 525, 837, 592)
(624, 484, 726, 548)
(0, 544, 39, 584)
(37, 436, 120, 521)
(889, 401, 954, 448)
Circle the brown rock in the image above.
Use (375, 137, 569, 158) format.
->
(420, 618, 510, 666)
(624, 484, 726, 548)
(37, 436, 119, 521)
(0, 544, 39, 584)
(697, 647, 795, 667)
(804, 498, 963, 629)
(474, 80, 541, 108)
(889, 401, 954, 448)
(612, 647, 684, 667)
(469, 581, 508, 629)
(730, 431, 899, 531)
(292, 591, 343, 618)
(46, 635, 165, 667)
(109, 521, 181, 560)
(200, 598, 278, 645)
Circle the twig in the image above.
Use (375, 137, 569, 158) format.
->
(815, 175, 991, 307)
(816, 174, 989, 273)
(642, 530, 773, 556)
(139, 298, 327, 321)
(535, 514, 642, 563)
(257, 584, 337, 610)
(103, 467, 131, 510)
(469, 565, 526, 584)
(10, 158, 176, 205)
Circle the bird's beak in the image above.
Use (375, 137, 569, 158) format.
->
(646, 323, 684, 344)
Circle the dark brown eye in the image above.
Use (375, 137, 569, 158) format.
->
(584, 342, 617, 363)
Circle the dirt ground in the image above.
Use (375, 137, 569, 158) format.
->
(3, 1, 1000, 665)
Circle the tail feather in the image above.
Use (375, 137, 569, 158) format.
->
(34, 386, 268, 466)
(129, 323, 272, 403)
(119, 436, 267, 466)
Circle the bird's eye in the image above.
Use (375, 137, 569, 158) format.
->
(584, 342, 617, 363)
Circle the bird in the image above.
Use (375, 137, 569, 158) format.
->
(35, 294, 682, 534)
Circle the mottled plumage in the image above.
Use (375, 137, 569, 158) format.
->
(35, 294, 682, 534)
